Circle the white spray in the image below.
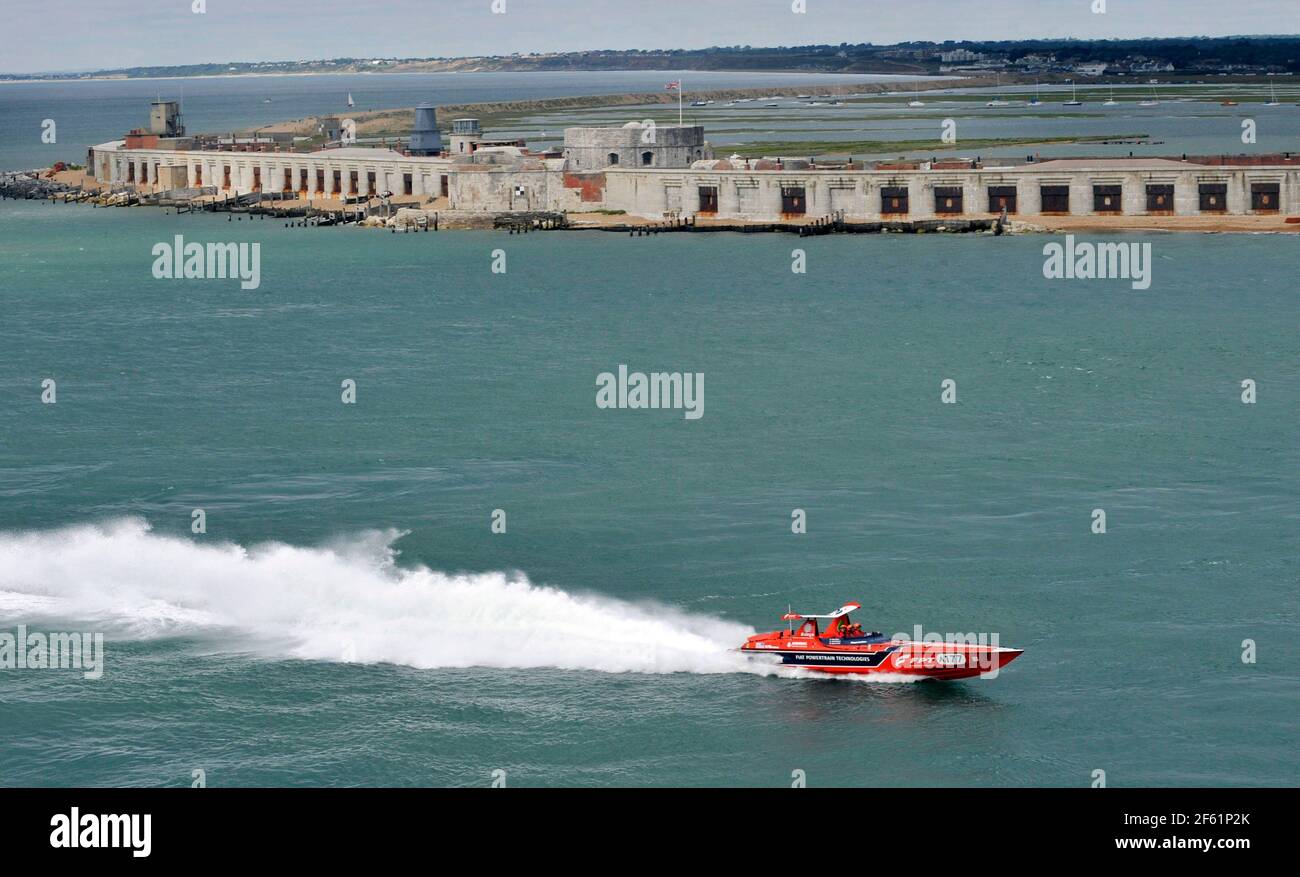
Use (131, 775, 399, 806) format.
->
(0, 518, 775, 676)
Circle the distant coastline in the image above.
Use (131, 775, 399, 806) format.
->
(5, 35, 1298, 81)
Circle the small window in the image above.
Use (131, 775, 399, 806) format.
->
(1199, 183, 1227, 212)
(608, 152, 620, 166)
(934, 186, 963, 215)
(881, 186, 908, 215)
(642, 151, 653, 166)
(698, 186, 718, 214)
(1041, 185, 1070, 214)
(1093, 185, 1122, 214)
(1146, 184, 1174, 213)
(1251, 183, 1280, 213)
(988, 185, 1017, 213)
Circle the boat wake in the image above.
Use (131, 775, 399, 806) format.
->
(0, 518, 787, 677)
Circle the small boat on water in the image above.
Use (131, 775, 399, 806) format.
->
(1063, 81, 1082, 106)
(738, 602, 1023, 680)
(1221, 99, 1239, 106)
(1103, 86, 1118, 107)
(1263, 77, 1281, 106)
(985, 74, 1007, 107)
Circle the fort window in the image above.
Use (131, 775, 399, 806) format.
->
(1251, 182, 1280, 213)
(332, 170, 341, 193)
(153, 163, 160, 184)
(934, 186, 963, 214)
(403, 173, 413, 196)
(252, 166, 262, 192)
(194, 164, 202, 186)
(1146, 184, 1174, 214)
(607, 152, 620, 166)
(1198, 183, 1227, 213)
(316, 169, 326, 194)
(127, 163, 135, 182)
(781, 186, 807, 215)
(642, 151, 654, 167)
(1040, 185, 1070, 214)
(881, 186, 909, 214)
(348, 171, 358, 195)
(366, 171, 376, 194)
(299, 169, 308, 193)
(283, 168, 293, 193)
(988, 185, 1017, 213)
(139, 162, 148, 183)
(698, 186, 718, 214)
(222, 165, 231, 190)
(1092, 184, 1122, 213)
(441, 175, 449, 197)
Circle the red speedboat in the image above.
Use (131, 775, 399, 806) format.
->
(739, 602, 1022, 680)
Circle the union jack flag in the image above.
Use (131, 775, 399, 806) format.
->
(665, 81, 680, 91)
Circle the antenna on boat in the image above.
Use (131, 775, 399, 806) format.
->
(787, 603, 793, 633)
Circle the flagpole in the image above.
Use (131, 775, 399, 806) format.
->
(679, 78, 683, 127)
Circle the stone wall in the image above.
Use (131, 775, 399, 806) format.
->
(599, 164, 1300, 221)
(90, 142, 1300, 222)
(562, 125, 709, 171)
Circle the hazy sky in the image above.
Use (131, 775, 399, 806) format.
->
(5, 0, 1299, 74)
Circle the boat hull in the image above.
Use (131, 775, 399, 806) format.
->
(741, 638, 1023, 680)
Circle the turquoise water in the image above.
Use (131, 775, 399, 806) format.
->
(1, 199, 1297, 786)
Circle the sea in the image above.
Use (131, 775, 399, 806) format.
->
(0, 72, 1297, 787)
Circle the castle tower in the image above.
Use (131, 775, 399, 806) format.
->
(149, 100, 184, 137)
(449, 119, 482, 156)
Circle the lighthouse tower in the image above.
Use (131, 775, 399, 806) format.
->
(408, 104, 443, 156)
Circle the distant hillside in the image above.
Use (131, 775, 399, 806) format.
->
(5, 36, 1299, 80)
